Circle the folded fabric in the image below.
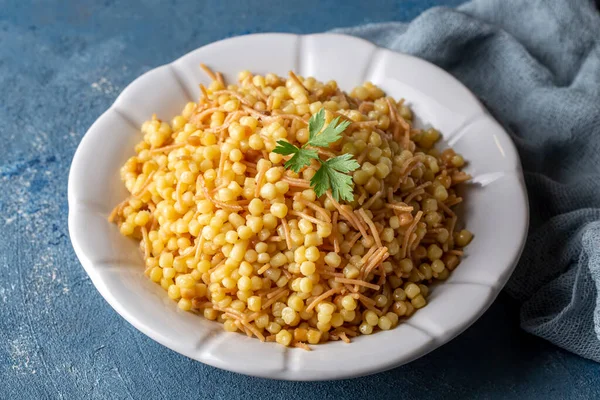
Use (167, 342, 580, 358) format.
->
(336, 0, 600, 361)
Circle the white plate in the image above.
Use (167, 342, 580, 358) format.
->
(68, 33, 528, 380)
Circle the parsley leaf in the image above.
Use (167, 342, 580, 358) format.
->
(285, 149, 318, 173)
(275, 108, 359, 201)
(309, 164, 332, 199)
(308, 108, 326, 143)
(272, 140, 299, 156)
(273, 140, 318, 173)
(310, 155, 360, 202)
(308, 116, 352, 148)
(323, 153, 360, 173)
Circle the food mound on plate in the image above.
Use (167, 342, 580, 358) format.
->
(110, 66, 473, 349)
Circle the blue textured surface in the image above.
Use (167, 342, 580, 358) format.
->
(1, 1, 599, 399)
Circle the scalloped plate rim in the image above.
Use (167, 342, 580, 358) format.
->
(68, 32, 529, 381)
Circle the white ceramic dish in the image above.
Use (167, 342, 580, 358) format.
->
(68, 33, 528, 381)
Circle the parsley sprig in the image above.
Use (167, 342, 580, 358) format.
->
(273, 109, 359, 202)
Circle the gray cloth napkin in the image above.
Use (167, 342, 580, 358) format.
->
(337, 0, 600, 361)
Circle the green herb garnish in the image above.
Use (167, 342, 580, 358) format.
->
(273, 109, 359, 202)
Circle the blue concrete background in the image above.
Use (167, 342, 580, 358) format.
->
(1, 0, 599, 398)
